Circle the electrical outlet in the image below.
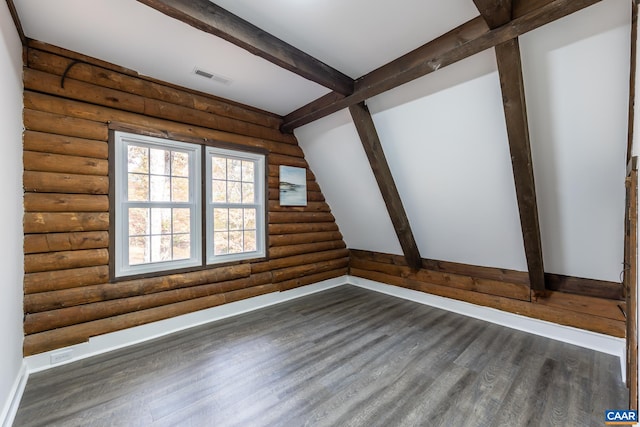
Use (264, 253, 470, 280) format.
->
(50, 349, 73, 365)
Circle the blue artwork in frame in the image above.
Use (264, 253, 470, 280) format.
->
(279, 165, 307, 206)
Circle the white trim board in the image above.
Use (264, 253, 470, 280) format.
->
(24, 275, 626, 381)
(1, 362, 28, 427)
(348, 276, 627, 381)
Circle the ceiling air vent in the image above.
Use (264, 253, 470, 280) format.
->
(193, 67, 232, 85)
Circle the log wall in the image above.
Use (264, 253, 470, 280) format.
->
(349, 249, 626, 338)
(22, 41, 348, 356)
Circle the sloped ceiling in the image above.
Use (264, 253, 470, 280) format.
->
(12, 0, 632, 282)
(298, 0, 631, 282)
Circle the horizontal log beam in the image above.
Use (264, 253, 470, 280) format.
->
(268, 222, 338, 235)
(531, 290, 626, 322)
(24, 231, 109, 254)
(267, 153, 309, 168)
(24, 264, 251, 313)
(136, 0, 354, 94)
(24, 212, 109, 234)
(271, 257, 349, 283)
(268, 200, 330, 213)
(544, 273, 624, 300)
(24, 171, 109, 195)
(281, 0, 600, 132)
(24, 108, 108, 141)
(24, 266, 110, 294)
(24, 193, 109, 213)
(218, 283, 280, 304)
(23, 131, 108, 159)
(251, 248, 349, 274)
(268, 211, 335, 224)
(24, 151, 108, 176)
(269, 231, 343, 247)
(278, 268, 348, 292)
(24, 249, 109, 274)
(268, 240, 346, 259)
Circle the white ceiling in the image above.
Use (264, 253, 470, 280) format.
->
(13, 0, 478, 115)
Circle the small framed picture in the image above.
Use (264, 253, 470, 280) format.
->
(279, 165, 307, 206)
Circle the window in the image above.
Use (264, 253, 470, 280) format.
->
(206, 147, 266, 264)
(113, 131, 265, 278)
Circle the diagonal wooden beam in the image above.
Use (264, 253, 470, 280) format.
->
(5, 0, 26, 45)
(282, 0, 600, 132)
(474, 1, 545, 293)
(496, 40, 546, 293)
(136, 0, 354, 95)
(349, 102, 422, 271)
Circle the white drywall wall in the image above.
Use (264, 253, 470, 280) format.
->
(297, 0, 630, 281)
(369, 52, 528, 271)
(521, 0, 630, 282)
(296, 110, 403, 255)
(0, 1, 24, 424)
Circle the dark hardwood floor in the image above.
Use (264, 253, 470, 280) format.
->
(14, 285, 627, 426)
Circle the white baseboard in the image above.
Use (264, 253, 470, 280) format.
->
(24, 275, 627, 383)
(25, 276, 347, 374)
(1, 362, 28, 427)
(349, 276, 628, 382)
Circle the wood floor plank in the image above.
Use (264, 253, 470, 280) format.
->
(14, 286, 627, 426)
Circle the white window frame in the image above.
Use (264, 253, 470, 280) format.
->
(205, 146, 266, 265)
(114, 131, 202, 277)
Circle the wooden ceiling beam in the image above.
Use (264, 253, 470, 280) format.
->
(349, 102, 422, 271)
(282, 0, 601, 132)
(495, 39, 545, 293)
(136, 0, 354, 95)
(5, 0, 26, 45)
(474, 1, 546, 293)
(472, 0, 513, 28)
